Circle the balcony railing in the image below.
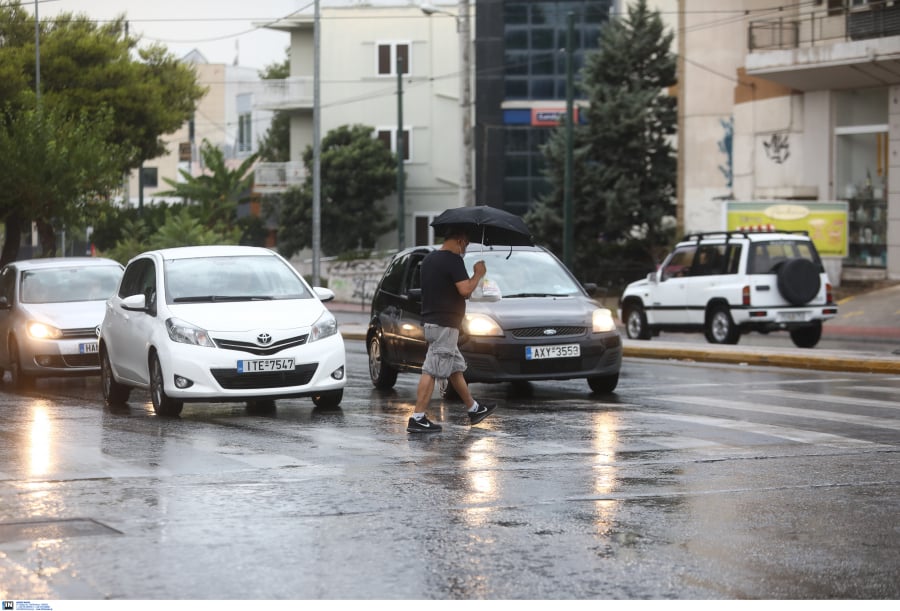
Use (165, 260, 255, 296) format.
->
(254, 77, 314, 110)
(254, 162, 305, 194)
(749, 1, 900, 51)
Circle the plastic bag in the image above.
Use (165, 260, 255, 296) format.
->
(472, 277, 502, 302)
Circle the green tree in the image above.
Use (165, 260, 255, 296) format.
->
(257, 56, 291, 162)
(276, 124, 397, 258)
(0, 2, 205, 262)
(158, 139, 259, 233)
(528, 0, 677, 285)
(0, 105, 131, 264)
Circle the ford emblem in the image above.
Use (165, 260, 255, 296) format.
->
(257, 332, 273, 345)
(543, 328, 557, 336)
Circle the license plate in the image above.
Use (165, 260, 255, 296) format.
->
(779, 311, 808, 322)
(237, 358, 295, 373)
(79, 342, 98, 354)
(525, 344, 581, 360)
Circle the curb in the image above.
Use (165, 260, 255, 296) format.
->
(338, 327, 900, 375)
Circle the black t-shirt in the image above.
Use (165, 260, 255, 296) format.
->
(421, 249, 469, 328)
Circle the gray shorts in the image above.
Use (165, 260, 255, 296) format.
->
(422, 324, 467, 380)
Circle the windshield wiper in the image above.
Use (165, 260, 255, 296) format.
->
(503, 292, 570, 298)
(173, 295, 274, 303)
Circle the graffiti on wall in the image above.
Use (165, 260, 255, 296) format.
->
(763, 133, 790, 164)
(718, 116, 733, 190)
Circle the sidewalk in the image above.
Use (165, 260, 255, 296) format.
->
(327, 282, 900, 375)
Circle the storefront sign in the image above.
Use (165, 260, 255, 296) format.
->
(725, 201, 848, 257)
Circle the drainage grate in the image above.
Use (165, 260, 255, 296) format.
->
(0, 518, 122, 543)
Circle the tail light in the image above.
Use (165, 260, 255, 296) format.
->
(742, 285, 750, 306)
(826, 283, 833, 304)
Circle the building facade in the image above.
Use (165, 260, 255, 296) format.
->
(125, 51, 274, 208)
(260, 2, 473, 250)
(680, 0, 900, 281)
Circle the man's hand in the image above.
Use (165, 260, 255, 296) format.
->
(473, 260, 486, 279)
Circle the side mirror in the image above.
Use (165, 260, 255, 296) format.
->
(0, 296, 9, 309)
(582, 282, 598, 296)
(121, 293, 147, 312)
(406, 288, 422, 302)
(314, 287, 335, 302)
(647, 272, 658, 283)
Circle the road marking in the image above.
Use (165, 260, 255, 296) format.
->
(657, 394, 900, 431)
(755, 388, 900, 410)
(645, 411, 891, 449)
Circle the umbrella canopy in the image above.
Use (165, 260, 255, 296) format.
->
(430, 205, 533, 247)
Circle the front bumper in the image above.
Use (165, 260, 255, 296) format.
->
(157, 333, 346, 402)
(460, 332, 622, 383)
(21, 337, 100, 376)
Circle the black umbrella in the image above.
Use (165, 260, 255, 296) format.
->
(430, 205, 533, 247)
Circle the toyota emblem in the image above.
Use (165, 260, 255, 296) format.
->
(257, 332, 273, 345)
(543, 328, 558, 336)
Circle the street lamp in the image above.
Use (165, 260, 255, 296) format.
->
(421, 1, 473, 207)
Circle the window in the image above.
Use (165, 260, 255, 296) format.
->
(415, 213, 438, 246)
(377, 42, 410, 76)
(238, 112, 252, 153)
(661, 247, 697, 280)
(377, 128, 411, 161)
(140, 167, 158, 188)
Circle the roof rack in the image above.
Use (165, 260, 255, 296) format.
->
(681, 229, 809, 242)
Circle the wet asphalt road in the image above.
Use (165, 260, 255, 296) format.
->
(0, 340, 898, 600)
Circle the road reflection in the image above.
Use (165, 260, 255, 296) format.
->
(591, 410, 620, 530)
(29, 401, 53, 477)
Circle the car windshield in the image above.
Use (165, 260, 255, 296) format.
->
(463, 249, 581, 298)
(20, 266, 123, 304)
(164, 255, 313, 303)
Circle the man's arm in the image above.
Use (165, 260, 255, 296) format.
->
(455, 260, 486, 298)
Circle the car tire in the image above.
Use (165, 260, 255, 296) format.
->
(777, 258, 821, 306)
(368, 334, 398, 390)
(149, 353, 183, 417)
(790, 321, 822, 348)
(705, 305, 740, 345)
(623, 303, 651, 340)
(588, 373, 619, 394)
(8, 337, 34, 390)
(100, 346, 131, 405)
(312, 389, 343, 409)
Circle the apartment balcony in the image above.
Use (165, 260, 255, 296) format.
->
(254, 162, 305, 194)
(746, 1, 900, 91)
(254, 77, 314, 111)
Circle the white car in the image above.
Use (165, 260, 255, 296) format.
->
(618, 231, 838, 348)
(99, 245, 346, 416)
(0, 257, 124, 387)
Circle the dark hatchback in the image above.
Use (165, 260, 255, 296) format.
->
(366, 244, 622, 394)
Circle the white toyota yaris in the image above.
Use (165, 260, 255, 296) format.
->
(99, 245, 346, 416)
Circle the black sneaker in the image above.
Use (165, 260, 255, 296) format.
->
(407, 415, 442, 433)
(468, 403, 496, 425)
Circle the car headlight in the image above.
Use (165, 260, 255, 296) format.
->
(464, 313, 503, 337)
(166, 318, 216, 347)
(592, 308, 617, 333)
(27, 321, 63, 340)
(309, 311, 338, 342)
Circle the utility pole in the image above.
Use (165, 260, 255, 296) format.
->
(312, 0, 322, 286)
(397, 53, 405, 250)
(34, 0, 40, 104)
(459, 0, 473, 206)
(563, 12, 575, 269)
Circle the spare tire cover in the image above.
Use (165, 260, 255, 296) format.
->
(777, 258, 821, 305)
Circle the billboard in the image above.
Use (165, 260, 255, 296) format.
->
(725, 201, 848, 257)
